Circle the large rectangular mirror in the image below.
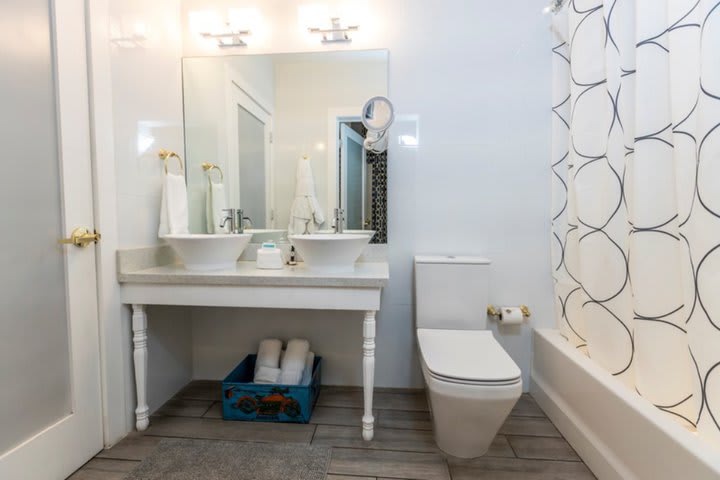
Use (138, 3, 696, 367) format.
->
(182, 50, 388, 244)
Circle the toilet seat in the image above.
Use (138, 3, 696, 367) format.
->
(417, 329, 521, 385)
(425, 369, 521, 386)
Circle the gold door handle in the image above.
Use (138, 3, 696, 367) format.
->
(59, 227, 101, 247)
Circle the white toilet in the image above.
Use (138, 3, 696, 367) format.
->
(414, 255, 522, 458)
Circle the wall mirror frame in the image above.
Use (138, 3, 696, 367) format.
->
(181, 49, 389, 244)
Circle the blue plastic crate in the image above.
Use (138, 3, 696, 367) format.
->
(222, 354, 321, 423)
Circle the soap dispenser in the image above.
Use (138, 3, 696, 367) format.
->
(256, 242, 284, 270)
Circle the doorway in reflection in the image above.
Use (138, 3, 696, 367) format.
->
(338, 120, 387, 243)
(237, 105, 267, 229)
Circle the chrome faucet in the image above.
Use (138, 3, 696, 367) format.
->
(333, 208, 345, 234)
(220, 208, 245, 234)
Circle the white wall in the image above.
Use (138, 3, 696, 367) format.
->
(106, 0, 193, 425)
(180, 0, 553, 390)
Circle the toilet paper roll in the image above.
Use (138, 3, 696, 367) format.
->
(498, 306, 524, 325)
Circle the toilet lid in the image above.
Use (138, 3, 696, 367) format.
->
(417, 329, 521, 383)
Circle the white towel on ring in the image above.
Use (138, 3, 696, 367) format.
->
(158, 172, 189, 237)
(205, 179, 228, 234)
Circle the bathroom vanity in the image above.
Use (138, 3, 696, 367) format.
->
(117, 246, 388, 441)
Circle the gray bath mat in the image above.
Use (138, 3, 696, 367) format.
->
(124, 438, 331, 480)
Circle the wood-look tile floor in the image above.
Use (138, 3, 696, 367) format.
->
(69, 381, 595, 480)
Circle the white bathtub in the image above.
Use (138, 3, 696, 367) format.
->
(531, 328, 720, 480)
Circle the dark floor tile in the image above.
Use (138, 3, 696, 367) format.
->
(485, 435, 516, 458)
(88, 382, 591, 480)
(377, 409, 432, 431)
(507, 435, 581, 462)
(329, 448, 451, 480)
(511, 395, 546, 418)
(322, 385, 425, 394)
(311, 406, 378, 427)
(202, 401, 223, 419)
(448, 456, 595, 480)
(176, 380, 222, 401)
(68, 458, 140, 480)
(95, 434, 162, 461)
(499, 416, 561, 438)
(326, 476, 375, 480)
(313, 425, 439, 453)
(144, 415, 315, 444)
(318, 388, 428, 412)
(154, 397, 214, 417)
(77, 458, 139, 473)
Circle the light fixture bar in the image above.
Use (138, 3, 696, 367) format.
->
(308, 26, 359, 34)
(308, 17, 358, 44)
(200, 30, 251, 39)
(110, 34, 147, 48)
(200, 24, 250, 48)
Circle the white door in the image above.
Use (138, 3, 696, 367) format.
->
(340, 124, 367, 230)
(0, 1, 103, 479)
(225, 70, 274, 227)
(236, 105, 269, 229)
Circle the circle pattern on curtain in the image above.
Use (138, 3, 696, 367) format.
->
(551, 0, 720, 446)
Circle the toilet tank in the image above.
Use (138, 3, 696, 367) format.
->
(414, 255, 491, 330)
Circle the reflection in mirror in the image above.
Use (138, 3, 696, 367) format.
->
(182, 50, 388, 243)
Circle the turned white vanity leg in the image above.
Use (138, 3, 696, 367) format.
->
(132, 304, 150, 431)
(362, 310, 376, 441)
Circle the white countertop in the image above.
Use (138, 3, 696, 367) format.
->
(118, 261, 389, 288)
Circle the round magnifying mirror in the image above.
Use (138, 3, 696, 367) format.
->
(361, 96, 394, 132)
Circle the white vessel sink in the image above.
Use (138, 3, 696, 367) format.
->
(317, 229, 376, 237)
(163, 234, 252, 271)
(245, 229, 287, 243)
(288, 233, 373, 273)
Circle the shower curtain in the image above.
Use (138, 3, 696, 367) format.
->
(551, 0, 720, 445)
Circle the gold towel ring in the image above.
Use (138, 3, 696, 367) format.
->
(158, 149, 184, 174)
(201, 162, 224, 182)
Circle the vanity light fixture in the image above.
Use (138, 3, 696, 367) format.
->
(308, 17, 358, 44)
(111, 21, 148, 48)
(110, 33, 147, 48)
(200, 23, 250, 48)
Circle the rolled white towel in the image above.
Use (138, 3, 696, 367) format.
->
(254, 339, 283, 376)
(254, 366, 281, 384)
(279, 338, 310, 385)
(300, 351, 315, 385)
